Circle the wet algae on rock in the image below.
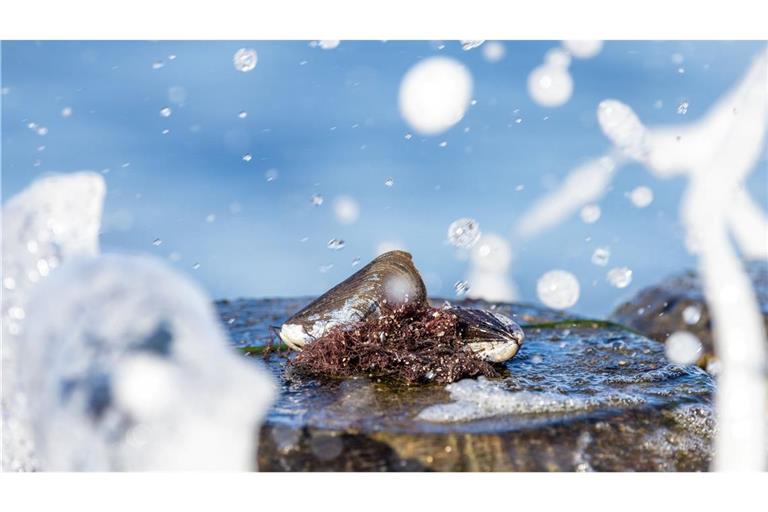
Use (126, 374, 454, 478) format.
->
(218, 298, 715, 471)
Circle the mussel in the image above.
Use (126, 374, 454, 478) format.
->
(279, 250, 524, 364)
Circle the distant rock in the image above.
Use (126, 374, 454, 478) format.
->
(609, 261, 768, 367)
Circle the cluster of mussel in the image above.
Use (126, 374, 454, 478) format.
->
(278, 251, 525, 384)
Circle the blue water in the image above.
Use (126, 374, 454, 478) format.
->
(2, 40, 766, 317)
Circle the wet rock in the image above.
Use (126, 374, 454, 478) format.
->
(609, 261, 768, 365)
(218, 299, 715, 471)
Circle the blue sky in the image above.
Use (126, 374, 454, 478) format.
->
(2, 40, 766, 317)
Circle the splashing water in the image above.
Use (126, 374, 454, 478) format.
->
(20, 255, 276, 470)
(2, 172, 105, 471)
(398, 57, 473, 135)
(517, 48, 768, 470)
(447, 218, 481, 248)
(537, 270, 580, 310)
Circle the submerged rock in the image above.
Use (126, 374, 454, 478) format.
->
(219, 299, 715, 471)
(609, 261, 768, 366)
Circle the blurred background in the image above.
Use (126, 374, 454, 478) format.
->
(2, 40, 766, 317)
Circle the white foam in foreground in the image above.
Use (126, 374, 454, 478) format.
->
(417, 377, 642, 423)
(2, 171, 105, 472)
(20, 254, 276, 470)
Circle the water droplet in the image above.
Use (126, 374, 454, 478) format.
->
(160, 107, 172, 118)
(168, 54, 177, 61)
(319, 264, 334, 273)
(607, 267, 633, 288)
(192, 262, 201, 270)
(36, 126, 48, 136)
(152, 238, 163, 246)
(514, 117, 523, 124)
(591, 247, 611, 267)
(9, 306, 26, 320)
(682, 305, 702, 325)
(628, 186, 654, 208)
(514, 184, 525, 192)
(311, 193, 324, 206)
(482, 41, 506, 62)
(454, 280, 471, 296)
(161, 128, 170, 135)
(333, 196, 360, 224)
(665, 331, 702, 365)
(168, 252, 182, 262)
(528, 64, 573, 107)
(404, 133, 412, 140)
(233, 48, 258, 72)
(242, 153, 252, 162)
(384, 177, 394, 187)
(677, 100, 689, 115)
(537, 270, 580, 310)
(205, 213, 216, 223)
(3, 277, 17, 290)
(318, 40, 340, 50)
(61, 107, 73, 118)
(460, 40, 485, 51)
(439, 141, 448, 148)
(238, 111, 248, 119)
(447, 218, 481, 248)
(265, 169, 279, 182)
(327, 239, 345, 251)
(580, 204, 601, 224)
(152, 60, 164, 70)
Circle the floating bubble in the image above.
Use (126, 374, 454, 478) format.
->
(591, 247, 611, 267)
(682, 305, 702, 325)
(527, 64, 573, 108)
(327, 239, 345, 251)
(311, 194, 324, 206)
(628, 186, 654, 208)
(607, 267, 633, 288)
(333, 195, 360, 224)
(482, 42, 506, 62)
(160, 107, 172, 118)
(460, 40, 485, 51)
(537, 270, 580, 310)
(562, 40, 603, 59)
(580, 204, 601, 224)
(399, 57, 473, 135)
(665, 331, 703, 365)
(677, 100, 689, 115)
(454, 280, 471, 296)
(233, 48, 258, 72)
(447, 218, 481, 248)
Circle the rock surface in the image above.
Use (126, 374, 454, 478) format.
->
(610, 261, 768, 365)
(218, 298, 715, 471)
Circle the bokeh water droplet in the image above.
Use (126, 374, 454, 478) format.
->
(233, 48, 258, 72)
(537, 270, 580, 310)
(628, 186, 654, 208)
(665, 331, 702, 365)
(61, 107, 73, 118)
(333, 195, 360, 224)
(682, 305, 702, 325)
(580, 204, 601, 224)
(591, 247, 611, 267)
(607, 267, 633, 288)
(528, 65, 573, 107)
(447, 218, 481, 248)
(482, 42, 506, 62)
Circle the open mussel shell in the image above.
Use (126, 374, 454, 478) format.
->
(279, 250, 427, 350)
(450, 307, 525, 363)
